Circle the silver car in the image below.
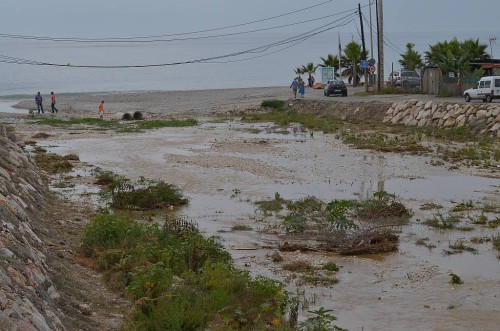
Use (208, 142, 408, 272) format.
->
(388, 70, 420, 88)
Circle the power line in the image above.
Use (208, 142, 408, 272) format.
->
(0, 0, 338, 43)
(0, 13, 357, 69)
(0, 11, 356, 44)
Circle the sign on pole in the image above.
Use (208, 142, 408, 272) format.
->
(368, 65, 376, 74)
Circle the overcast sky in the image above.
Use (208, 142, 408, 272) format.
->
(1, 0, 499, 36)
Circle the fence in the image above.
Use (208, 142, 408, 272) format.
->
(440, 75, 480, 96)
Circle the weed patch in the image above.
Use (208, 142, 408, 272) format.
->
(261, 99, 286, 110)
(34, 152, 75, 174)
(82, 213, 293, 330)
(424, 212, 461, 229)
(449, 273, 464, 284)
(104, 177, 188, 210)
(492, 234, 500, 250)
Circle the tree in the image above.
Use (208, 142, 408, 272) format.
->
(301, 62, 318, 84)
(399, 43, 423, 70)
(425, 38, 490, 74)
(461, 38, 490, 60)
(342, 41, 362, 85)
(293, 67, 305, 78)
(319, 54, 340, 77)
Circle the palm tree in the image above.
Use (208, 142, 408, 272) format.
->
(399, 43, 423, 70)
(343, 41, 362, 85)
(319, 54, 340, 77)
(461, 38, 490, 60)
(293, 67, 305, 78)
(301, 62, 318, 86)
(425, 38, 489, 74)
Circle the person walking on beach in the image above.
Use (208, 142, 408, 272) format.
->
(298, 78, 305, 98)
(35, 92, 44, 113)
(290, 77, 299, 98)
(98, 101, 104, 119)
(50, 92, 59, 114)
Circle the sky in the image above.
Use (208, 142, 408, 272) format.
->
(1, 0, 499, 36)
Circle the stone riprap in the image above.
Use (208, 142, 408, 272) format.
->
(0, 125, 66, 330)
(383, 100, 500, 137)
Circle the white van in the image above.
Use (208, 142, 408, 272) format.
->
(464, 76, 500, 102)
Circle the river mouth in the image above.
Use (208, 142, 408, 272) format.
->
(40, 120, 500, 330)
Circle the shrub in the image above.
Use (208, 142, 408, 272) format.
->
(110, 179, 188, 210)
(261, 99, 285, 110)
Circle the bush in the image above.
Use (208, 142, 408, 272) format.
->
(261, 99, 285, 110)
(110, 179, 188, 210)
(81, 213, 293, 330)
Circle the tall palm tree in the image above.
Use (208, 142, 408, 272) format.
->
(343, 41, 362, 85)
(399, 43, 423, 70)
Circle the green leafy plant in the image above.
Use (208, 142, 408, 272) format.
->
(326, 200, 356, 230)
(261, 99, 286, 110)
(299, 307, 347, 331)
(449, 273, 463, 284)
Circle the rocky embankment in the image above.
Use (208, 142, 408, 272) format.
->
(0, 125, 66, 330)
(384, 100, 500, 136)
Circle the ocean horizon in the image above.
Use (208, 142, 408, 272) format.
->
(1, 30, 498, 97)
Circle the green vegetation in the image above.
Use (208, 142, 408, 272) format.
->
(283, 260, 314, 272)
(399, 42, 423, 71)
(299, 307, 347, 331)
(34, 117, 197, 133)
(242, 110, 340, 134)
(424, 212, 461, 229)
(34, 152, 76, 174)
(256, 191, 407, 255)
(231, 224, 253, 231)
(451, 200, 474, 212)
(261, 99, 286, 110)
(104, 177, 188, 210)
(322, 262, 340, 272)
(448, 240, 477, 253)
(449, 273, 464, 285)
(82, 214, 294, 330)
(379, 86, 418, 95)
(492, 234, 500, 250)
(340, 131, 427, 154)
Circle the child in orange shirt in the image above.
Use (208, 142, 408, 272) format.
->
(99, 101, 104, 119)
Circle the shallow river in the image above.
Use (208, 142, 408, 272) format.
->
(41, 120, 500, 331)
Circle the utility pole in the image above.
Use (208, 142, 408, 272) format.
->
(369, 0, 374, 59)
(358, 3, 368, 91)
(376, 0, 384, 91)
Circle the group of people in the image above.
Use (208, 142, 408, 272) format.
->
(34, 91, 58, 114)
(289, 77, 306, 98)
(34, 91, 105, 119)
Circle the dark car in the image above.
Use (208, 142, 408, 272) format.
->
(323, 80, 347, 97)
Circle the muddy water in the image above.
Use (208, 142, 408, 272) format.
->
(41, 121, 500, 330)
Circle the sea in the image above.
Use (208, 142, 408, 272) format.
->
(0, 30, 498, 97)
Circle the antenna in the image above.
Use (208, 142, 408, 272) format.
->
(489, 35, 497, 63)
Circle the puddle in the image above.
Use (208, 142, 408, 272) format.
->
(39, 120, 500, 330)
(0, 101, 27, 114)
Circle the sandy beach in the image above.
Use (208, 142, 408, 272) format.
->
(3, 85, 466, 119)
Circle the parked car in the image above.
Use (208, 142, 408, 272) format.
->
(464, 76, 500, 102)
(388, 70, 420, 88)
(323, 80, 347, 97)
